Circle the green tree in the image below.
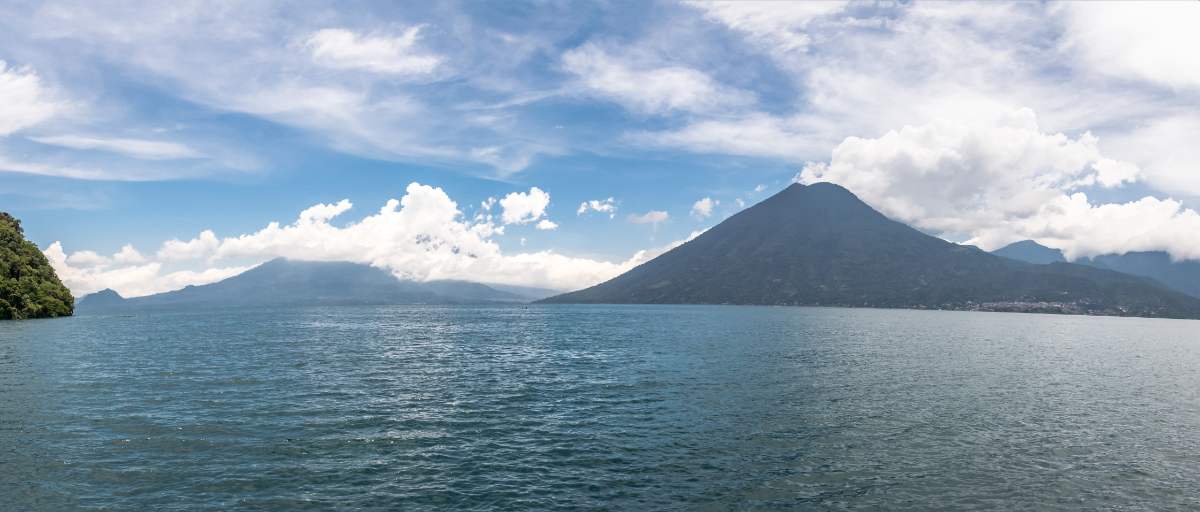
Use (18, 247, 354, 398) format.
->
(0, 212, 74, 320)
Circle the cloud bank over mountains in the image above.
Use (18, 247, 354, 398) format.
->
(5, 1, 1200, 295)
(45, 183, 686, 297)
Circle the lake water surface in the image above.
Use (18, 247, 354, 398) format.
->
(2, 305, 1200, 510)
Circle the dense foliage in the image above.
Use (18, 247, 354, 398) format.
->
(0, 212, 73, 319)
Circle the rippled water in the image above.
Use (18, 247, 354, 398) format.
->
(3, 305, 1200, 510)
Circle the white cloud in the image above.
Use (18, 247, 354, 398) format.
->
(535, 219, 558, 230)
(203, 183, 673, 290)
(632, 113, 825, 161)
(691, 197, 717, 220)
(1103, 115, 1200, 197)
(639, 2, 1180, 166)
(798, 109, 1139, 238)
(0, 153, 210, 181)
(298, 199, 353, 224)
(687, 1, 848, 53)
(1060, 2, 1200, 90)
(305, 27, 441, 75)
(10, 6, 555, 176)
(577, 197, 617, 218)
(754, 184, 766, 193)
(499, 186, 551, 224)
(0, 61, 61, 135)
(628, 210, 669, 225)
(792, 107, 1200, 261)
(156, 230, 220, 262)
(44, 241, 250, 298)
(996, 193, 1200, 262)
(112, 244, 147, 265)
(65, 250, 109, 268)
(29, 134, 203, 160)
(46, 183, 690, 297)
(562, 43, 753, 115)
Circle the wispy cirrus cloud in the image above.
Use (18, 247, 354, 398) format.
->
(29, 134, 202, 160)
(562, 43, 754, 115)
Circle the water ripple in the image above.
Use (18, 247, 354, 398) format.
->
(2, 305, 1200, 510)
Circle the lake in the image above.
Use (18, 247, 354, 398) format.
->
(2, 305, 1199, 510)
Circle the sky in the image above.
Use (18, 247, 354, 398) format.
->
(2, 1, 1199, 297)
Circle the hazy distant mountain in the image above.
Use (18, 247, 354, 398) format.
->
(993, 240, 1066, 264)
(542, 183, 1200, 319)
(76, 259, 532, 314)
(995, 240, 1200, 298)
(1086, 252, 1200, 298)
(482, 283, 564, 301)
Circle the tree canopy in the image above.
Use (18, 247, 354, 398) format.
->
(0, 212, 73, 320)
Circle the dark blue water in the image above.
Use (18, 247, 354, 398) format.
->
(3, 305, 1200, 510)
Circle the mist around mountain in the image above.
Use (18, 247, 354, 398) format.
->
(0, 212, 74, 320)
(541, 183, 1200, 319)
(993, 240, 1200, 298)
(75, 259, 547, 314)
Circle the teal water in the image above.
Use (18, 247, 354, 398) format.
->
(2, 305, 1200, 510)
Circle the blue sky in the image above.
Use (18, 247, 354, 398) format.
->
(3, 1, 1199, 297)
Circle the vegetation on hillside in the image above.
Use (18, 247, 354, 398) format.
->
(0, 212, 73, 319)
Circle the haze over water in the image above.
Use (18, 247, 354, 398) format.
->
(3, 305, 1199, 510)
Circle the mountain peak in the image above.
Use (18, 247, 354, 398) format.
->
(993, 240, 1066, 265)
(92, 288, 123, 299)
(543, 186, 1200, 319)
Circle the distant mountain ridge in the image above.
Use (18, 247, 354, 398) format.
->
(76, 259, 552, 314)
(993, 240, 1200, 298)
(541, 183, 1200, 319)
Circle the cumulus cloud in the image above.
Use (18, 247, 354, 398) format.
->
(156, 230, 220, 262)
(995, 194, 1200, 262)
(0, 61, 61, 135)
(65, 250, 109, 268)
(793, 107, 1200, 261)
(43, 241, 251, 298)
(798, 109, 1138, 237)
(577, 197, 617, 218)
(535, 219, 558, 231)
(499, 186, 551, 224)
(112, 244, 147, 265)
(298, 199, 353, 224)
(45, 183, 681, 297)
(1102, 115, 1200, 197)
(562, 43, 753, 115)
(305, 27, 441, 75)
(691, 197, 717, 220)
(628, 210, 669, 225)
(1059, 2, 1200, 90)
